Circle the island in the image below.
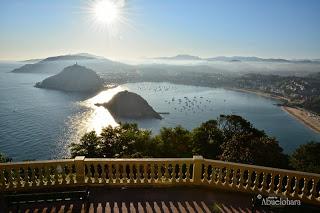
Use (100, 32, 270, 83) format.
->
(35, 64, 104, 92)
(95, 90, 162, 120)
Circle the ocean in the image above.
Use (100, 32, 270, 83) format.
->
(1, 63, 320, 161)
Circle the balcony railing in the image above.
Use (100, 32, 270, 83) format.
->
(1, 156, 319, 205)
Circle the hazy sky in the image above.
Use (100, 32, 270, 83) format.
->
(0, 0, 320, 60)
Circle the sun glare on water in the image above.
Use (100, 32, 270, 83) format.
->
(83, 86, 124, 134)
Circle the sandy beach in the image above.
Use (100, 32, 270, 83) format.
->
(227, 87, 289, 102)
(282, 107, 320, 133)
(227, 87, 320, 133)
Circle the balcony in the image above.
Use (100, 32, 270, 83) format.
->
(1, 156, 320, 212)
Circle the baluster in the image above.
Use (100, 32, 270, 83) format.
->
(260, 172, 267, 193)
(219, 167, 225, 186)
(0, 168, 5, 190)
(311, 178, 319, 200)
(225, 167, 231, 187)
(54, 165, 60, 185)
(143, 164, 148, 184)
(101, 164, 107, 184)
(309, 178, 317, 200)
(50, 165, 55, 186)
(273, 174, 281, 195)
(93, 164, 99, 184)
(268, 173, 274, 193)
(213, 167, 219, 184)
(108, 164, 113, 184)
(282, 175, 289, 195)
(17, 167, 23, 188)
(11, 168, 17, 189)
(122, 164, 127, 184)
(115, 164, 120, 183)
(34, 167, 40, 187)
(249, 171, 256, 191)
(134, 164, 140, 184)
(176, 163, 182, 183)
(150, 163, 155, 184)
(202, 164, 207, 183)
(291, 176, 298, 198)
(171, 163, 176, 183)
(306, 178, 314, 199)
(301, 178, 308, 199)
(185, 163, 190, 182)
(37, 166, 44, 187)
(216, 167, 221, 184)
(129, 164, 134, 184)
(164, 163, 169, 182)
(21, 167, 26, 188)
(240, 169, 247, 190)
(275, 174, 282, 195)
(8, 168, 14, 189)
(25, 167, 31, 188)
(61, 164, 66, 185)
(33, 167, 39, 187)
(233, 169, 240, 188)
(69, 164, 75, 184)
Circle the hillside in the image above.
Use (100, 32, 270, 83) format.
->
(35, 64, 104, 92)
(96, 90, 162, 120)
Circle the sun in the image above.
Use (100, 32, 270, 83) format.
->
(93, 0, 119, 25)
(86, 0, 132, 35)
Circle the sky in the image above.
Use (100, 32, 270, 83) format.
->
(0, 0, 320, 60)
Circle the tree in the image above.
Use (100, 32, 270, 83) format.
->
(0, 152, 12, 163)
(218, 114, 265, 140)
(70, 131, 101, 158)
(71, 115, 290, 169)
(70, 123, 154, 158)
(155, 126, 193, 158)
(219, 133, 288, 168)
(191, 120, 224, 159)
(218, 115, 288, 168)
(290, 141, 320, 173)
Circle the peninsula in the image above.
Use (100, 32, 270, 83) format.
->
(96, 90, 162, 120)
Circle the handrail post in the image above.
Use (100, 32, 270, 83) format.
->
(75, 156, 85, 185)
(193, 155, 204, 185)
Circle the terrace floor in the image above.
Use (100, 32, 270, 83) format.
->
(1, 187, 319, 213)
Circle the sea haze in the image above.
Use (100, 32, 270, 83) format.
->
(0, 63, 320, 161)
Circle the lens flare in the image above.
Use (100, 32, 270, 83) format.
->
(94, 0, 119, 25)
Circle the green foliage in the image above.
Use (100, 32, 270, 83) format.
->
(70, 131, 101, 158)
(290, 141, 320, 173)
(71, 123, 153, 158)
(154, 126, 193, 158)
(218, 114, 265, 140)
(70, 114, 292, 169)
(0, 152, 12, 163)
(219, 134, 288, 168)
(217, 115, 288, 168)
(304, 97, 320, 114)
(191, 120, 223, 159)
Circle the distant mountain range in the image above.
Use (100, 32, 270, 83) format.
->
(154, 54, 202, 60)
(11, 53, 132, 74)
(153, 54, 320, 64)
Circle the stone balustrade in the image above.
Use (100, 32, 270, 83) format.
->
(1, 156, 319, 205)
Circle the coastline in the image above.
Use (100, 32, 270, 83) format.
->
(226, 87, 289, 102)
(226, 87, 320, 134)
(282, 106, 320, 133)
